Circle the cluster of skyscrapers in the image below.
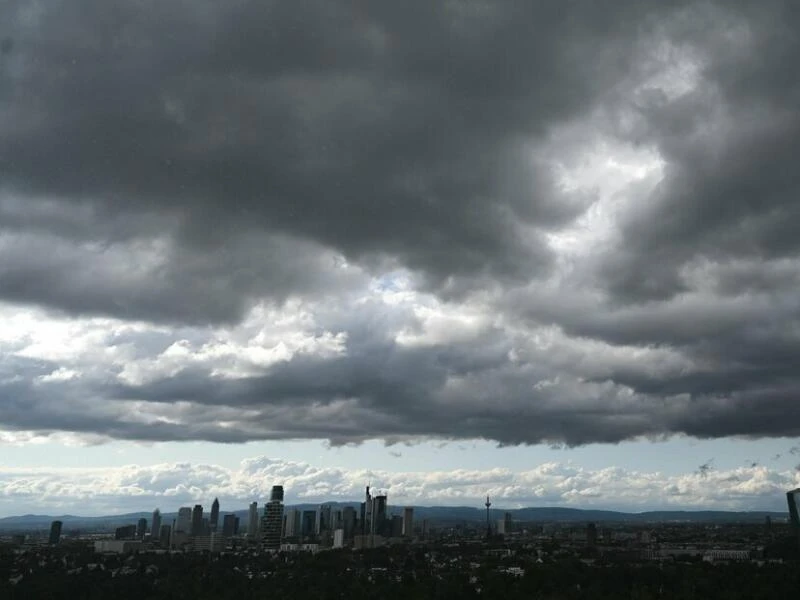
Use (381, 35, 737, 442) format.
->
(105, 484, 416, 552)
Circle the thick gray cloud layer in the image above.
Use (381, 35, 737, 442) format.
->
(1, 0, 799, 446)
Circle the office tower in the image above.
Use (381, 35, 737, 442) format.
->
(115, 524, 137, 540)
(137, 518, 147, 540)
(48, 520, 63, 545)
(788, 489, 800, 527)
(234, 516, 240, 535)
(222, 514, 237, 537)
(176, 507, 192, 534)
(151, 509, 161, 538)
(787, 489, 800, 549)
(263, 497, 284, 550)
(191, 504, 204, 536)
(270, 485, 284, 502)
(402, 507, 414, 537)
(496, 518, 506, 535)
(283, 508, 300, 538)
(202, 517, 209, 535)
(210, 498, 220, 532)
(496, 513, 512, 535)
(391, 515, 403, 537)
(316, 504, 332, 535)
(503, 512, 513, 535)
(363, 486, 373, 534)
(301, 510, 317, 539)
(333, 528, 345, 548)
(342, 506, 356, 540)
(248, 502, 259, 537)
(371, 494, 387, 536)
(159, 524, 172, 547)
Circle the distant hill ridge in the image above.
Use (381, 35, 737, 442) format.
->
(0, 505, 787, 532)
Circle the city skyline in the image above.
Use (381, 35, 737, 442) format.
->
(2, 1, 800, 520)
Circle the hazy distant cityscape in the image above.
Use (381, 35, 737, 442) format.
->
(4, 485, 800, 598)
(7, 485, 800, 555)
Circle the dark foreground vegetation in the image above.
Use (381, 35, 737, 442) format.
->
(2, 543, 800, 600)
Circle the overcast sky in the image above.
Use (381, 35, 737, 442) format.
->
(1, 0, 800, 516)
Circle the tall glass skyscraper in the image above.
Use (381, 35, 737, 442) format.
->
(787, 489, 800, 527)
(48, 520, 62, 545)
(248, 502, 259, 537)
(151, 508, 161, 538)
(191, 504, 204, 536)
(176, 507, 192, 534)
(262, 497, 284, 550)
(209, 498, 220, 532)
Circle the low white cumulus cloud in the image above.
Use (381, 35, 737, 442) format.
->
(0, 456, 796, 516)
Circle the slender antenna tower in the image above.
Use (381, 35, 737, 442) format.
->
(485, 495, 492, 539)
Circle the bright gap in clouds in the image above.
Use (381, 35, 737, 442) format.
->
(545, 139, 665, 257)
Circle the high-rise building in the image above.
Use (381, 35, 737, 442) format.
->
(49, 520, 63, 545)
(191, 504, 204, 536)
(333, 528, 345, 548)
(371, 494, 388, 536)
(270, 485, 284, 502)
(316, 504, 332, 535)
(137, 518, 147, 540)
(234, 516, 240, 535)
(496, 518, 506, 535)
(151, 509, 162, 538)
(176, 507, 192, 534)
(391, 515, 403, 537)
(497, 512, 512, 535)
(159, 524, 172, 547)
(222, 514, 237, 537)
(283, 509, 301, 538)
(115, 524, 137, 540)
(248, 502, 259, 538)
(262, 498, 284, 550)
(787, 489, 800, 549)
(787, 489, 800, 527)
(402, 507, 414, 537)
(209, 498, 220, 533)
(503, 512, 513, 535)
(301, 510, 317, 539)
(363, 486, 373, 534)
(343, 506, 357, 540)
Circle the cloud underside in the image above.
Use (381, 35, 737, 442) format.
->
(1, 0, 800, 446)
(0, 456, 797, 515)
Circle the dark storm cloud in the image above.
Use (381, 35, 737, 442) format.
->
(1, 0, 800, 447)
(595, 1, 800, 303)
(0, 0, 662, 321)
